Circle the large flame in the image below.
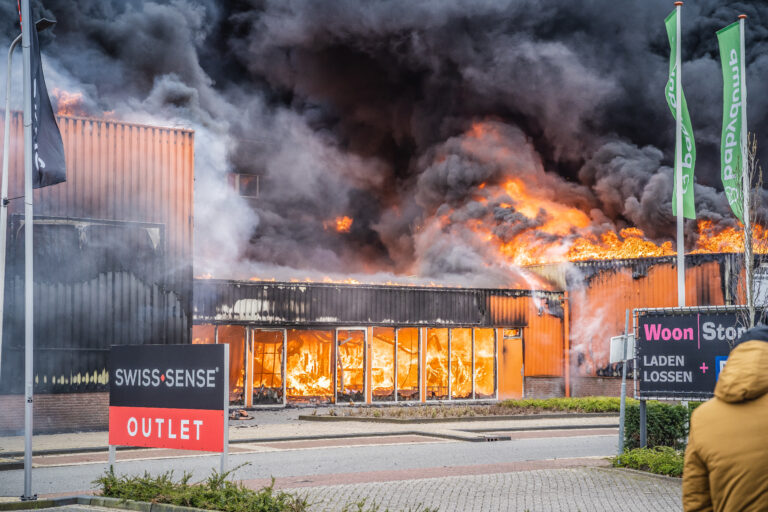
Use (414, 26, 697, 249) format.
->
(445, 121, 768, 266)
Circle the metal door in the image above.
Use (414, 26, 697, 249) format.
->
(499, 328, 523, 399)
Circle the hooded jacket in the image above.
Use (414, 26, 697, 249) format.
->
(682, 331, 768, 512)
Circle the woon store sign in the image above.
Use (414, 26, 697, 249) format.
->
(634, 307, 746, 400)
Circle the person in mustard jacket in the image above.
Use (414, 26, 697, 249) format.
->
(683, 324, 768, 511)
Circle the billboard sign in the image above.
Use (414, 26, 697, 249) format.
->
(635, 308, 746, 399)
(109, 344, 228, 452)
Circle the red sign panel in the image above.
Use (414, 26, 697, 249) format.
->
(109, 406, 224, 452)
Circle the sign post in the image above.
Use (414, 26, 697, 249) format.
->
(108, 344, 229, 469)
(613, 310, 635, 455)
(221, 345, 229, 474)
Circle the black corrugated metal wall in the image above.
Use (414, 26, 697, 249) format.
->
(0, 114, 194, 394)
(193, 280, 564, 327)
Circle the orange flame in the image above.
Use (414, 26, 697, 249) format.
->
(52, 88, 88, 117)
(335, 216, 353, 233)
(444, 121, 768, 266)
(323, 215, 353, 233)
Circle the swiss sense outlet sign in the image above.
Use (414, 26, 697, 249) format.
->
(109, 345, 227, 452)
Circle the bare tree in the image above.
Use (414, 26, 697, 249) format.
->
(739, 133, 767, 328)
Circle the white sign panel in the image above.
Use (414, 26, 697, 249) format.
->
(609, 334, 635, 364)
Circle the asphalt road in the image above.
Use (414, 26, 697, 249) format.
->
(0, 434, 616, 496)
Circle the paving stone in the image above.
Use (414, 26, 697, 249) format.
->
(297, 467, 681, 512)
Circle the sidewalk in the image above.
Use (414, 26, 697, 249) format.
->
(296, 467, 681, 512)
(0, 411, 618, 457)
(3, 466, 682, 512)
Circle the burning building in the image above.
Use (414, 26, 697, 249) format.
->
(193, 280, 564, 406)
(5, 2, 768, 432)
(0, 116, 757, 435)
(192, 252, 754, 406)
(0, 112, 194, 433)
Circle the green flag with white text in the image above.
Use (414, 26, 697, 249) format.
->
(665, 9, 696, 219)
(717, 22, 745, 223)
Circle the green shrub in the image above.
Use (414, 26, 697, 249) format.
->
(624, 402, 689, 450)
(343, 397, 640, 419)
(612, 446, 684, 477)
(95, 468, 439, 512)
(95, 466, 309, 512)
(499, 396, 636, 413)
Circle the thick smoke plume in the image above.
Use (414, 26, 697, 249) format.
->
(4, 0, 768, 286)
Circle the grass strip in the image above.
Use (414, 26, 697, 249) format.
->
(611, 447, 684, 477)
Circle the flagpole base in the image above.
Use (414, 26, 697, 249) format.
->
(20, 495, 37, 502)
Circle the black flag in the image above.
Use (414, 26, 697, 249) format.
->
(28, 16, 66, 188)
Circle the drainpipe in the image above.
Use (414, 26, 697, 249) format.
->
(563, 291, 571, 397)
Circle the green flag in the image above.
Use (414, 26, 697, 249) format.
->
(664, 9, 696, 219)
(717, 22, 745, 223)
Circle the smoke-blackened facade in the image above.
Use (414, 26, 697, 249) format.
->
(193, 280, 565, 406)
(0, 113, 194, 395)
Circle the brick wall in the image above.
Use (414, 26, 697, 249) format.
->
(570, 377, 636, 398)
(523, 376, 636, 399)
(0, 393, 108, 435)
(524, 377, 564, 398)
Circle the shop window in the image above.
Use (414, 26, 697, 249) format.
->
(397, 328, 420, 401)
(217, 325, 246, 405)
(251, 330, 284, 405)
(474, 328, 496, 398)
(372, 328, 395, 401)
(336, 329, 365, 402)
(450, 328, 472, 399)
(426, 328, 449, 400)
(286, 329, 333, 404)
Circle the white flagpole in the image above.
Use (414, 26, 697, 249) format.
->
(675, 1, 685, 307)
(738, 14, 752, 323)
(0, 34, 22, 381)
(20, 0, 36, 500)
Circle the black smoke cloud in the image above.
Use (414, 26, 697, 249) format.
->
(5, 0, 768, 285)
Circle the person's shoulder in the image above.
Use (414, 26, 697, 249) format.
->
(690, 399, 719, 424)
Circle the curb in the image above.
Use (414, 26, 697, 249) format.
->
(601, 466, 682, 482)
(0, 496, 211, 512)
(230, 430, 481, 443)
(462, 423, 619, 433)
(297, 412, 619, 423)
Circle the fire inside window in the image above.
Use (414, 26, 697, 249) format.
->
(502, 328, 522, 339)
(193, 324, 499, 406)
(229, 173, 261, 198)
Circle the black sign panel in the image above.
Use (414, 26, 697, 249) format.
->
(109, 345, 226, 410)
(637, 310, 746, 399)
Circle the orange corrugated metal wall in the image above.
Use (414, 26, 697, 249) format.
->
(0, 113, 193, 316)
(568, 261, 724, 374)
(2, 113, 193, 267)
(489, 294, 565, 377)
